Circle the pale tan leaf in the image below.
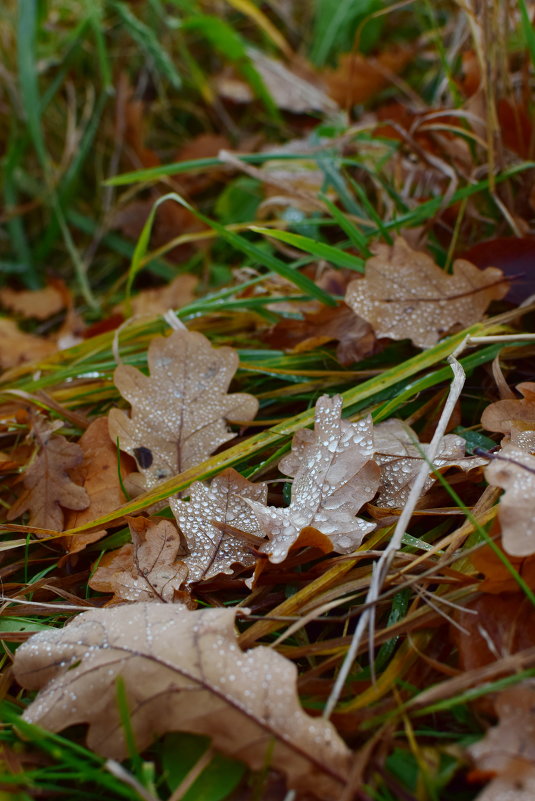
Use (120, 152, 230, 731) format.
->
(110, 517, 188, 602)
(0, 284, 65, 320)
(7, 422, 89, 531)
(0, 318, 57, 369)
(170, 468, 267, 583)
(374, 419, 485, 508)
(108, 329, 258, 491)
(88, 544, 134, 594)
(345, 237, 508, 348)
(469, 682, 535, 801)
(485, 445, 535, 556)
(481, 382, 535, 447)
(64, 417, 133, 552)
(14, 603, 351, 799)
(247, 395, 379, 563)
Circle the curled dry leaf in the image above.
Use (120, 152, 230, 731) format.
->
(345, 237, 508, 348)
(485, 445, 535, 556)
(247, 395, 380, 563)
(14, 603, 351, 800)
(106, 517, 188, 602)
(0, 283, 66, 320)
(374, 419, 486, 508)
(481, 382, 535, 449)
(170, 468, 267, 584)
(7, 420, 89, 531)
(469, 682, 535, 801)
(63, 417, 133, 553)
(109, 329, 258, 491)
(324, 44, 413, 107)
(264, 303, 377, 366)
(0, 318, 57, 369)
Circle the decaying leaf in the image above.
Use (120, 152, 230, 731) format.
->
(14, 603, 351, 799)
(106, 517, 188, 602)
(264, 303, 377, 366)
(7, 420, 89, 531)
(471, 535, 535, 594)
(485, 445, 535, 556)
(108, 328, 258, 491)
(0, 318, 57, 369)
(481, 382, 535, 447)
(116, 274, 198, 318)
(0, 283, 66, 320)
(374, 419, 485, 508)
(170, 468, 267, 583)
(63, 417, 133, 552)
(247, 395, 380, 564)
(345, 237, 508, 348)
(469, 682, 535, 801)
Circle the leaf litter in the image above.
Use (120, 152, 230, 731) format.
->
(1, 7, 535, 798)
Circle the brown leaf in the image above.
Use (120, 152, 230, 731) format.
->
(13, 603, 351, 799)
(63, 417, 133, 553)
(247, 395, 380, 563)
(0, 319, 57, 369)
(7, 421, 89, 531)
(104, 517, 188, 602)
(485, 445, 535, 556)
(108, 329, 258, 491)
(374, 419, 485, 508)
(88, 543, 134, 594)
(0, 284, 66, 320)
(170, 468, 267, 583)
(481, 382, 535, 445)
(325, 44, 413, 107)
(471, 535, 535, 594)
(345, 237, 508, 348)
(454, 594, 535, 672)
(468, 682, 535, 801)
(461, 238, 535, 306)
(264, 303, 377, 366)
(116, 274, 198, 318)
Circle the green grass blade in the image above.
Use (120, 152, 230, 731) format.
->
(250, 226, 365, 272)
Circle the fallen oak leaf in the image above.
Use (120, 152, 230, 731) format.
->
(247, 395, 380, 564)
(108, 517, 188, 603)
(0, 283, 66, 320)
(374, 418, 486, 508)
(7, 418, 89, 531)
(345, 237, 508, 348)
(170, 468, 267, 584)
(63, 417, 134, 553)
(485, 445, 535, 556)
(115, 273, 198, 319)
(13, 603, 351, 800)
(108, 328, 258, 491)
(264, 303, 377, 366)
(0, 318, 57, 370)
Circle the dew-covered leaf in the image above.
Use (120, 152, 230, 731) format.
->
(7, 419, 89, 531)
(247, 395, 380, 564)
(13, 603, 351, 800)
(170, 468, 267, 584)
(108, 329, 258, 491)
(89, 517, 189, 603)
(485, 445, 535, 556)
(345, 237, 508, 348)
(374, 418, 485, 508)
